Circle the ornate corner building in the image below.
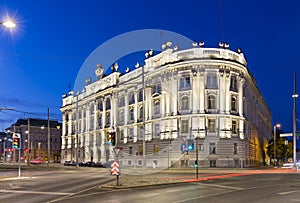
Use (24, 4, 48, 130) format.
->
(60, 42, 272, 168)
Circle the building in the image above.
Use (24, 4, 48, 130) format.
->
(6, 118, 62, 163)
(61, 41, 272, 168)
(0, 132, 13, 162)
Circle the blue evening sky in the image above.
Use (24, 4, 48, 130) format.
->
(0, 0, 299, 133)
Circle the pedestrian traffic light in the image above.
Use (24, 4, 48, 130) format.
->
(187, 139, 194, 151)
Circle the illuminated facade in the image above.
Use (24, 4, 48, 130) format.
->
(61, 42, 272, 167)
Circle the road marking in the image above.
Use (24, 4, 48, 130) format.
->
(0, 189, 75, 196)
(199, 183, 244, 190)
(278, 190, 297, 195)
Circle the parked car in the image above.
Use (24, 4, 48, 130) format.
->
(64, 160, 76, 166)
(94, 162, 107, 168)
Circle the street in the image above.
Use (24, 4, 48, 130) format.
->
(0, 166, 299, 203)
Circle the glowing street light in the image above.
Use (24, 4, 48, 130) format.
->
(1, 20, 16, 28)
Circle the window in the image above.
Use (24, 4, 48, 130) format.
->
(208, 119, 216, 133)
(154, 101, 160, 115)
(152, 84, 161, 95)
(154, 123, 160, 137)
(98, 114, 102, 128)
(128, 128, 133, 140)
(209, 143, 216, 154)
(208, 95, 216, 109)
(181, 96, 189, 110)
(97, 99, 103, 111)
(129, 92, 135, 105)
(230, 76, 237, 92)
(139, 145, 143, 156)
(129, 108, 134, 121)
(210, 160, 216, 167)
(233, 143, 238, 154)
(206, 74, 217, 89)
(154, 144, 159, 154)
(232, 120, 237, 134)
(139, 107, 143, 121)
(119, 110, 124, 123)
(119, 96, 125, 107)
(106, 98, 111, 110)
(231, 97, 237, 111)
(181, 120, 189, 133)
(138, 90, 143, 102)
(106, 113, 110, 126)
(180, 76, 191, 90)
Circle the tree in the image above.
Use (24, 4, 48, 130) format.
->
(267, 137, 293, 164)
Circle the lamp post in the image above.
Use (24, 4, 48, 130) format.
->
(0, 20, 16, 28)
(273, 123, 281, 167)
(292, 72, 298, 166)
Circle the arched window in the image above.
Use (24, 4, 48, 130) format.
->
(154, 100, 160, 115)
(181, 96, 189, 110)
(208, 95, 216, 109)
(231, 97, 237, 111)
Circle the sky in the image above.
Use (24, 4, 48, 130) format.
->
(0, 0, 300, 133)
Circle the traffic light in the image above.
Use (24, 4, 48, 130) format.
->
(194, 160, 198, 167)
(107, 132, 112, 145)
(110, 132, 116, 146)
(187, 139, 194, 151)
(13, 137, 20, 149)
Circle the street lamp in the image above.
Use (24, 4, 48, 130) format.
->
(1, 20, 16, 28)
(273, 123, 281, 167)
(292, 72, 298, 166)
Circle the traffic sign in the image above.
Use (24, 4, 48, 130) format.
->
(111, 161, 120, 175)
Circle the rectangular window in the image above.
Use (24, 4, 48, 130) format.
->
(181, 120, 189, 133)
(128, 128, 133, 140)
(138, 90, 143, 102)
(119, 96, 125, 107)
(210, 160, 216, 167)
(206, 74, 217, 89)
(230, 76, 237, 92)
(233, 143, 238, 154)
(179, 76, 191, 90)
(154, 144, 159, 154)
(139, 145, 143, 156)
(129, 92, 135, 105)
(232, 120, 237, 134)
(208, 119, 216, 133)
(119, 110, 124, 123)
(154, 123, 160, 137)
(209, 143, 216, 154)
(129, 146, 133, 156)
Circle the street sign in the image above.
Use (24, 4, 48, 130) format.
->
(111, 161, 120, 175)
(280, 133, 293, 137)
(181, 144, 188, 153)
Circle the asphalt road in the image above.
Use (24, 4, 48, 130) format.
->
(0, 166, 299, 203)
(0, 166, 113, 203)
(52, 173, 300, 203)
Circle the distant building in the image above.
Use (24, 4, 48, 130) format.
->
(0, 132, 13, 162)
(6, 118, 62, 163)
(61, 42, 272, 167)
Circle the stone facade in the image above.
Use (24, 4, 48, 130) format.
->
(61, 42, 272, 168)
